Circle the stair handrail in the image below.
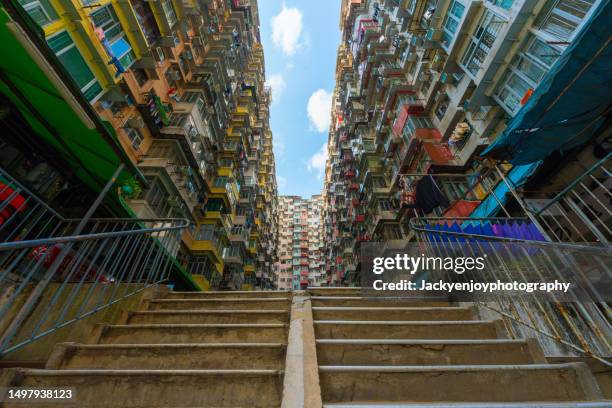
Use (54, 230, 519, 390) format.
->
(407, 215, 611, 366)
(0, 217, 191, 251)
(409, 216, 612, 253)
(0, 166, 194, 356)
(530, 152, 611, 217)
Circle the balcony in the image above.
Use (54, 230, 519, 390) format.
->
(229, 227, 249, 243)
(222, 245, 243, 264)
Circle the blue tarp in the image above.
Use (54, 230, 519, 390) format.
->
(482, 1, 611, 165)
(470, 161, 541, 218)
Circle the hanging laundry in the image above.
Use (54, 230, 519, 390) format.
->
(415, 175, 449, 213)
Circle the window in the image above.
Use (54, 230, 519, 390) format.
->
(167, 113, 187, 127)
(214, 176, 229, 188)
(188, 256, 215, 281)
(19, 0, 57, 27)
(435, 94, 450, 120)
(195, 224, 216, 241)
(144, 178, 170, 217)
(132, 68, 149, 87)
(205, 198, 225, 212)
(461, 10, 504, 76)
(47, 31, 103, 102)
(536, 0, 596, 42)
(161, 0, 178, 28)
(182, 91, 207, 120)
(441, 1, 466, 49)
(487, 0, 514, 9)
(495, 36, 561, 115)
(406, 116, 434, 134)
(129, 0, 160, 45)
(124, 127, 143, 150)
(90, 5, 136, 69)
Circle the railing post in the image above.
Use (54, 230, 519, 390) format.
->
(0, 164, 124, 354)
(494, 165, 552, 241)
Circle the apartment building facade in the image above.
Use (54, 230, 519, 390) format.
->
(18, 0, 278, 290)
(275, 195, 325, 290)
(322, 0, 606, 285)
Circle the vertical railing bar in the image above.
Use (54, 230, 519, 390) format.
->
(28, 233, 100, 339)
(536, 210, 567, 242)
(71, 232, 129, 320)
(495, 165, 552, 241)
(564, 196, 609, 244)
(579, 180, 612, 217)
(89, 225, 142, 313)
(569, 189, 612, 235)
(54, 234, 116, 326)
(0, 198, 34, 236)
(112, 232, 150, 303)
(553, 200, 589, 242)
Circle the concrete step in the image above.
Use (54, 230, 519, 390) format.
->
(126, 309, 289, 324)
(319, 363, 604, 404)
(92, 323, 287, 344)
(314, 320, 504, 340)
(308, 287, 364, 296)
(146, 298, 291, 311)
(312, 306, 475, 321)
(323, 403, 612, 407)
(311, 296, 451, 308)
(47, 342, 286, 370)
(0, 368, 283, 407)
(165, 290, 291, 299)
(316, 339, 546, 366)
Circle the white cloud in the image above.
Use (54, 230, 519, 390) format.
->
(307, 143, 328, 180)
(271, 4, 303, 56)
(265, 73, 286, 103)
(277, 176, 287, 189)
(307, 89, 332, 133)
(274, 137, 285, 159)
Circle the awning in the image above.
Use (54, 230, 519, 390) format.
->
(470, 161, 542, 218)
(0, 3, 144, 204)
(482, 2, 611, 165)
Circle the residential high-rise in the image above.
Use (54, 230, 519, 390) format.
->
(275, 195, 325, 289)
(15, 0, 279, 290)
(322, 0, 607, 286)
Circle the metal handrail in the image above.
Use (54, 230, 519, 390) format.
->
(409, 217, 612, 254)
(0, 166, 192, 356)
(410, 217, 611, 364)
(0, 218, 190, 251)
(532, 153, 611, 216)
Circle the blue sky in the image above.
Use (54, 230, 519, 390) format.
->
(258, 1, 341, 198)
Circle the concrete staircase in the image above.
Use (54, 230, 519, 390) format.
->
(310, 288, 610, 407)
(1, 289, 291, 407)
(1, 287, 609, 407)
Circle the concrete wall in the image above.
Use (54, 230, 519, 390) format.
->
(0, 283, 161, 364)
